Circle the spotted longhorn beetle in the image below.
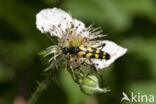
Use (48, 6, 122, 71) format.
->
(62, 44, 110, 60)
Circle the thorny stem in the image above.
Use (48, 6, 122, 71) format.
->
(26, 71, 53, 104)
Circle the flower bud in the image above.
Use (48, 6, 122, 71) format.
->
(80, 75, 110, 95)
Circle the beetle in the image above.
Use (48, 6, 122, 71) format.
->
(62, 45, 110, 60)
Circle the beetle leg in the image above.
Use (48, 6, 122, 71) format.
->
(69, 58, 73, 63)
(94, 43, 106, 49)
(99, 43, 106, 50)
(76, 57, 80, 64)
(68, 55, 75, 63)
(89, 59, 104, 87)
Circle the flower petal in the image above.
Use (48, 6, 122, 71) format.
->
(91, 40, 127, 69)
(36, 7, 88, 38)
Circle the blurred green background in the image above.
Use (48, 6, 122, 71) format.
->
(0, 0, 156, 104)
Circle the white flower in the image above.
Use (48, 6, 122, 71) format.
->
(36, 7, 127, 70)
(36, 8, 89, 38)
(91, 40, 127, 69)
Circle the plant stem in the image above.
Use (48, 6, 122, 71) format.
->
(26, 72, 52, 104)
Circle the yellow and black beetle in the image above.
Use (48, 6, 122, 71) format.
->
(62, 44, 110, 60)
